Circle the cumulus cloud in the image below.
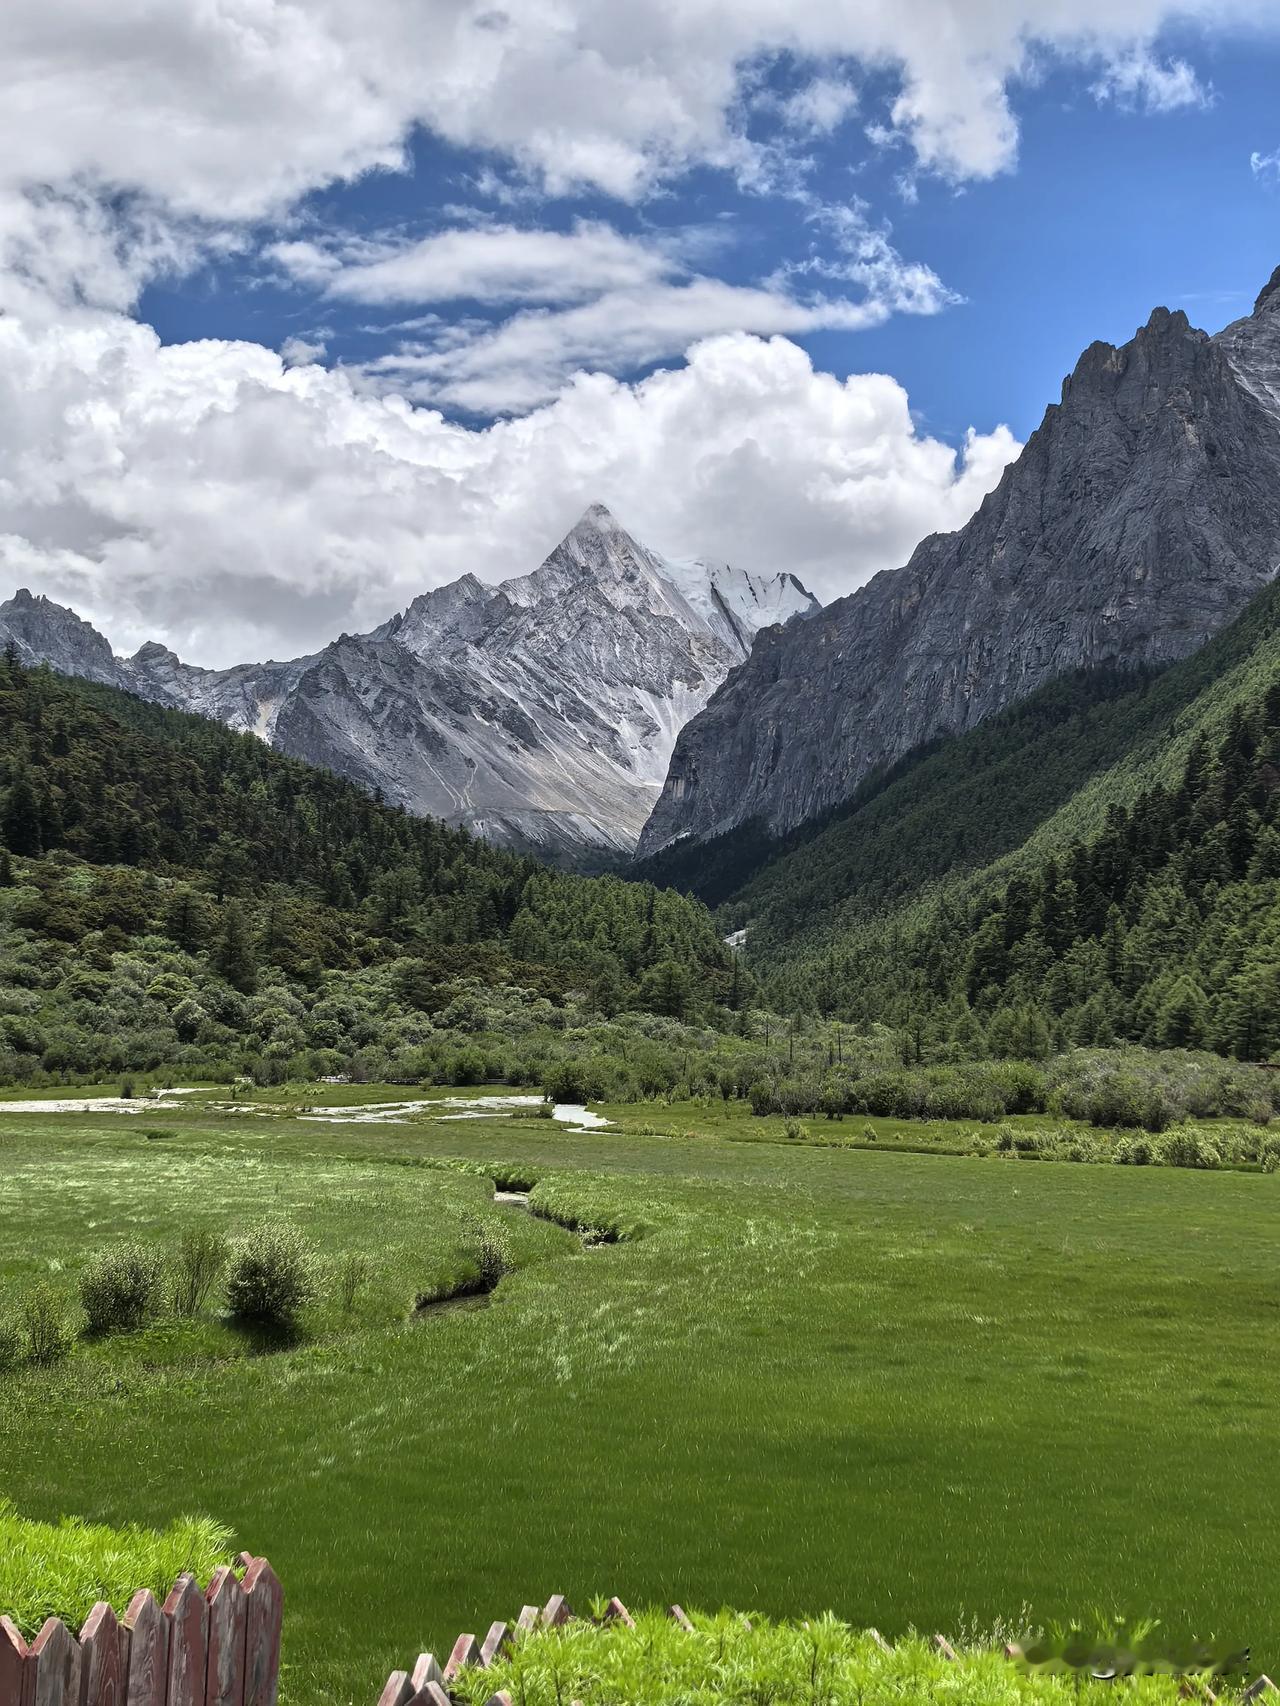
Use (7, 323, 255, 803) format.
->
(280, 336, 327, 367)
(778, 75, 860, 138)
(0, 0, 1259, 677)
(1251, 147, 1280, 184)
(0, 308, 1019, 666)
(0, 1, 1269, 312)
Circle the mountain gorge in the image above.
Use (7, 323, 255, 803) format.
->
(0, 505, 817, 865)
(638, 272, 1280, 857)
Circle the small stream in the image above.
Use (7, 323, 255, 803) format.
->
(414, 1181, 605, 1322)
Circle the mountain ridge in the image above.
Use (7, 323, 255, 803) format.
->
(0, 506, 818, 864)
(637, 280, 1280, 857)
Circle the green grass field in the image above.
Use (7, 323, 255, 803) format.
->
(0, 1092, 1276, 1704)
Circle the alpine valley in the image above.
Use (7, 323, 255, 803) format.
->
(0, 503, 817, 865)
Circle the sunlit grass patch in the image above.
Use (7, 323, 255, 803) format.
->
(0, 1098, 1276, 1703)
(0, 1499, 234, 1637)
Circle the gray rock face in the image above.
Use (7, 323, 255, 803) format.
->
(0, 589, 131, 688)
(0, 505, 817, 863)
(637, 288, 1280, 856)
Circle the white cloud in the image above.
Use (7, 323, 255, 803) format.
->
(0, 1, 1269, 314)
(320, 209, 952, 411)
(281, 336, 327, 367)
(297, 221, 677, 306)
(1251, 148, 1280, 184)
(361, 278, 897, 412)
(779, 75, 860, 138)
(0, 307, 1019, 666)
(1093, 48, 1211, 112)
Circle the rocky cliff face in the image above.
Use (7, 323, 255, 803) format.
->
(0, 505, 817, 862)
(637, 284, 1280, 857)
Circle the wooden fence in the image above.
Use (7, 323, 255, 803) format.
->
(0, 1554, 282, 1706)
(5, 1572, 1277, 1706)
(375, 1600, 1279, 1706)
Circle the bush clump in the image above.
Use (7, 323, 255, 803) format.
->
(225, 1219, 316, 1328)
(172, 1228, 229, 1318)
(21, 1282, 76, 1366)
(79, 1243, 163, 1335)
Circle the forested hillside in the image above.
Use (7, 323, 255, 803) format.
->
(0, 654, 747, 1085)
(662, 574, 1280, 1063)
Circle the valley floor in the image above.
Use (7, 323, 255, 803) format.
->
(0, 1090, 1275, 1702)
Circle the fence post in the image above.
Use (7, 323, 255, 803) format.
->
(204, 1566, 248, 1706)
(241, 1559, 283, 1706)
(164, 1575, 209, 1706)
(121, 1591, 169, 1706)
(29, 1617, 81, 1706)
(0, 1615, 33, 1706)
(79, 1604, 123, 1706)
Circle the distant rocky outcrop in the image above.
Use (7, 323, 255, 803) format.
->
(637, 280, 1280, 857)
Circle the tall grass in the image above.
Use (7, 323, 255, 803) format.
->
(0, 1500, 233, 1637)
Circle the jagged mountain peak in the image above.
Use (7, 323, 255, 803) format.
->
(0, 506, 818, 864)
(639, 280, 1280, 857)
(131, 640, 180, 665)
(573, 500, 625, 533)
(1255, 264, 1280, 315)
(1214, 259, 1280, 423)
(0, 587, 125, 687)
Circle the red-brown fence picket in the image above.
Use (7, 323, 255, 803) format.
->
(0, 1559, 281, 1706)
(370, 1600, 1280, 1706)
(7, 1571, 1279, 1706)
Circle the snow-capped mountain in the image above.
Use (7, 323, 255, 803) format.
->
(0, 505, 817, 863)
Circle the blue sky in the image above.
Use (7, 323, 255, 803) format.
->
(4, 3, 1280, 664)
(135, 27, 1280, 449)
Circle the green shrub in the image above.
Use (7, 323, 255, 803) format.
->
(1141, 1087, 1175, 1134)
(21, 1282, 76, 1365)
(1115, 1134, 1155, 1166)
(783, 1117, 809, 1141)
(171, 1227, 229, 1318)
(1086, 1074, 1147, 1129)
(79, 1243, 163, 1335)
(1157, 1130, 1222, 1170)
(225, 1220, 316, 1328)
(336, 1251, 372, 1316)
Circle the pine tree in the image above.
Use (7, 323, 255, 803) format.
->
(214, 901, 258, 993)
(1, 767, 42, 856)
(164, 885, 207, 951)
(1155, 976, 1210, 1049)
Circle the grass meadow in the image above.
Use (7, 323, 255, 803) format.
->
(0, 1090, 1277, 1702)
